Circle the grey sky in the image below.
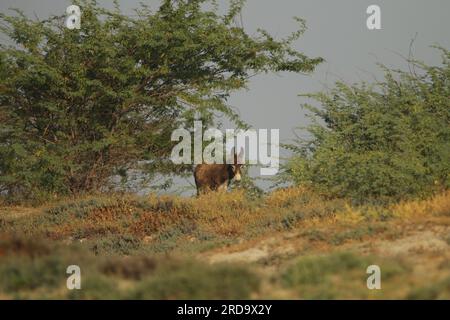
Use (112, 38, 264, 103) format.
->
(1, 0, 449, 194)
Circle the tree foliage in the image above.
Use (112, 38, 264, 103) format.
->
(0, 0, 322, 201)
(284, 47, 450, 201)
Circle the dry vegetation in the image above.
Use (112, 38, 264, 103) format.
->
(1, 188, 450, 299)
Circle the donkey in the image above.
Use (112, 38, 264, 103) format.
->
(194, 148, 244, 196)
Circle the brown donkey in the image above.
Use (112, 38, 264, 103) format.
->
(194, 148, 244, 195)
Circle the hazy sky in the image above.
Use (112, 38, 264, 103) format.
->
(1, 0, 449, 194)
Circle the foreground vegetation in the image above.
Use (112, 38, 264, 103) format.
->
(1, 187, 449, 299)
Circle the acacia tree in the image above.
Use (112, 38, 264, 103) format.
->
(0, 0, 322, 201)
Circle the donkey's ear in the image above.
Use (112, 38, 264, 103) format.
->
(236, 147, 245, 164)
(238, 147, 244, 158)
(233, 147, 238, 164)
(229, 147, 237, 164)
(230, 147, 244, 164)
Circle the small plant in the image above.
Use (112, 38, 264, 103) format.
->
(131, 262, 260, 300)
(91, 234, 142, 255)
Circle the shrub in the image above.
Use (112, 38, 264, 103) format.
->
(131, 261, 260, 299)
(282, 251, 406, 299)
(284, 47, 450, 201)
(91, 234, 142, 255)
(407, 277, 450, 299)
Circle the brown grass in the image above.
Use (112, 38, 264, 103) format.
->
(1, 187, 449, 299)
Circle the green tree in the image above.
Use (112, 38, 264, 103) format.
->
(284, 47, 450, 201)
(0, 0, 322, 201)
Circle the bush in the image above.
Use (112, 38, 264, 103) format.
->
(407, 277, 450, 299)
(131, 261, 260, 299)
(284, 47, 450, 201)
(282, 252, 406, 299)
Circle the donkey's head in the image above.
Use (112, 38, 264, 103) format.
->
(229, 147, 244, 182)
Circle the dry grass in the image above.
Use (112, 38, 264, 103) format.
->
(390, 190, 450, 218)
(0, 187, 449, 299)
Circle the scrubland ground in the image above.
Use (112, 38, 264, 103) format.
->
(0, 188, 449, 299)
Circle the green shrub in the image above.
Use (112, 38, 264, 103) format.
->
(44, 198, 116, 223)
(407, 277, 450, 299)
(283, 252, 367, 286)
(281, 251, 406, 299)
(91, 234, 142, 255)
(284, 47, 450, 201)
(330, 225, 387, 245)
(131, 262, 260, 299)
